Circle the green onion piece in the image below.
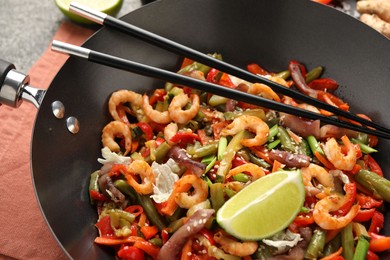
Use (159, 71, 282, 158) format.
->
(278, 126, 296, 153)
(351, 138, 378, 154)
(267, 124, 279, 142)
(208, 95, 228, 107)
(275, 70, 291, 80)
(204, 156, 217, 174)
(353, 235, 370, 260)
(267, 139, 281, 150)
(307, 135, 324, 155)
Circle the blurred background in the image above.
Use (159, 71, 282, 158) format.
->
(0, 0, 151, 73)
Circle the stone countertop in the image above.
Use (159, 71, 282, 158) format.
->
(0, 0, 145, 74)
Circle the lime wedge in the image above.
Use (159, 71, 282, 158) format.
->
(54, 0, 123, 24)
(216, 170, 305, 240)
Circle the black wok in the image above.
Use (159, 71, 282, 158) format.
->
(30, 0, 390, 258)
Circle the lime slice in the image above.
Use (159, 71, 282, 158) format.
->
(54, 0, 123, 24)
(216, 170, 305, 240)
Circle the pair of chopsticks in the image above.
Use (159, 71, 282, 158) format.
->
(51, 2, 390, 139)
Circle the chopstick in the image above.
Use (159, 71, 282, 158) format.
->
(51, 40, 390, 139)
(68, 2, 390, 135)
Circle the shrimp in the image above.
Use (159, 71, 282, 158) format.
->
(220, 115, 269, 147)
(161, 174, 208, 215)
(248, 83, 281, 102)
(108, 90, 143, 124)
(124, 160, 155, 195)
(226, 163, 265, 181)
(301, 163, 334, 195)
(163, 122, 178, 145)
(174, 174, 208, 209)
(101, 121, 132, 155)
(323, 135, 357, 171)
(313, 193, 360, 230)
(213, 230, 258, 257)
(142, 94, 171, 124)
(168, 93, 200, 124)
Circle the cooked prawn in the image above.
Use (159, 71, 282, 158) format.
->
(248, 83, 281, 102)
(226, 163, 265, 181)
(213, 230, 258, 257)
(313, 193, 360, 230)
(101, 121, 132, 155)
(161, 174, 208, 215)
(323, 135, 357, 171)
(163, 122, 178, 145)
(142, 94, 171, 124)
(301, 163, 334, 194)
(220, 115, 269, 147)
(124, 160, 156, 195)
(108, 90, 143, 124)
(168, 93, 200, 124)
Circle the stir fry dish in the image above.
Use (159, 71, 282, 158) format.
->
(89, 55, 390, 259)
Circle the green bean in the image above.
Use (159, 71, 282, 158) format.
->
(305, 66, 323, 83)
(341, 223, 354, 260)
(154, 141, 171, 163)
(277, 126, 296, 153)
(275, 70, 291, 80)
(89, 170, 100, 205)
(324, 233, 341, 256)
(249, 152, 271, 168)
(114, 180, 167, 230)
(210, 183, 225, 211)
(353, 235, 370, 260)
(307, 135, 324, 155)
(355, 170, 390, 202)
(305, 228, 326, 259)
(232, 173, 250, 183)
(351, 138, 378, 154)
(218, 136, 228, 161)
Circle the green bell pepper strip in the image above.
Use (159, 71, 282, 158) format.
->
(353, 235, 370, 260)
(305, 66, 323, 83)
(307, 135, 325, 156)
(341, 223, 354, 260)
(210, 183, 225, 211)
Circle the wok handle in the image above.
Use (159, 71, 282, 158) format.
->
(0, 59, 45, 109)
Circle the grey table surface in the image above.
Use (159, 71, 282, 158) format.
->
(0, 0, 146, 74)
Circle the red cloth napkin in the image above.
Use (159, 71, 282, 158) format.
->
(0, 21, 95, 260)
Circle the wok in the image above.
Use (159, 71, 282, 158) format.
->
(23, 0, 390, 258)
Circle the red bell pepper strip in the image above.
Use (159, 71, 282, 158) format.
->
(247, 63, 270, 76)
(366, 250, 380, 260)
(312, 0, 333, 4)
(133, 240, 160, 259)
(148, 89, 166, 105)
(140, 225, 159, 240)
(231, 154, 248, 168)
(206, 68, 222, 84)
(199, 228, 216, 246)
(369, 232, 390, 252)
(125, 205, 144, 217)
(136, 122, 154, 140)
(353, 208, 376, 222)
(333, 182, 357, 216)
(94, 236, 144, 245)
(308, 78, 339, 91)
(180, 57, 194, 68)
(218, 72, 236, 88)
(95, 215, 115, 238)
(366, 155, 383, 177)
(356, 193, 383, 209)
(169, 132, 200, 145)
(89, 190, 107, 202)
(117, 245, 145, 260)
(368, 211, 384, 234)
(161, 228, 170, 244)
